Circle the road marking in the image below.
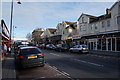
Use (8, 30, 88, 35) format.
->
(52, 66, 57, 70)
(50, 53, 60, 56)
(40, 77, 45, 78)
(61, 71, 70, 76)
(74, 59, 104, 67)
(48, 65, 72, 79)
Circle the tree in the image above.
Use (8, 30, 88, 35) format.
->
(26, 33, 32, 42)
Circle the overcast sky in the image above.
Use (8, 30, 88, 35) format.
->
(1, 0, 117, 38)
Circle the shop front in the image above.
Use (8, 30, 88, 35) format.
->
(1, 20, 10, 58)
(83, 31, 120, 52)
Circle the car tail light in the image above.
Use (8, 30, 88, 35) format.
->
(60, 47, 63, 48)
(18, 55, 25, 59)
(39, 53, 44, 56)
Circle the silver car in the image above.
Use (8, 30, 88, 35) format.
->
(69, 45, 89, 53)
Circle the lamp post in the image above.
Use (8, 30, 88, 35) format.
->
(9, 0, 21, 53)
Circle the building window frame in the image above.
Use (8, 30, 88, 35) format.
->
(117, 16, 120, 24)
(94, 24, 98, 30)
(102, 21, 105, 28)
(107, 20, 110, 27)
(82, 17, 84, 23)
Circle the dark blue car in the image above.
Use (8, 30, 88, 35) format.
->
(15, 46, 44, 68)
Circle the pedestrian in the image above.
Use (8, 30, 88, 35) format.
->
(4, 44, 7, 56)
(8, 47, 11, 53)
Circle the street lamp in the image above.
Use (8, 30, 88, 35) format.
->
(9, 0, 21, 53)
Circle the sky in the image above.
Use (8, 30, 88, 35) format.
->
(1, 0, 117, 38)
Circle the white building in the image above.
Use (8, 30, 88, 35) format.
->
(77, 1, 120, 52)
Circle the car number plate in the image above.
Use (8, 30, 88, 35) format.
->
(28, 56, 37, 59)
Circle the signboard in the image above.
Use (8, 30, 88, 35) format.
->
(67, 35, 81, 40)
(2, 23, 9, 38)
(72, 35, 81, 39)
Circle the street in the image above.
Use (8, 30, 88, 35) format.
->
(16, 49, 120, 79)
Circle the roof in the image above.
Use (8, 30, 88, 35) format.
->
(90, 14, 111, 23)
(110, 1, 119, 10)
(65, 24, 77, 29)
(78, 13, 96, 21)
(64, 21, 77, 25)
(47, 28, 57, 34)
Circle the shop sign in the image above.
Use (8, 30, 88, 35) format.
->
(67, 37, 72, 39)
(72, 35, 81, 39)
(2, 23, 9, 38)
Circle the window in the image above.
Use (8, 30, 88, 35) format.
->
(108, 38, 111, 50)
(20, 48, 41, 55)
(80, 26, 82, 31)
(94, 24, 98, 30)
(102, 21, 105, 28)
(107, 20, 110, 27)
(102, 38, 106, 50)
(80, 26, 86, 31)
(82, 17, 84, 23)
(118, 5, 120, 13)
(117, 38, 120, 51)
(112, 38, 115, 51)
(97, 39, 101, 50)
(91, 24, 94, 30)
(117, 16, 120, 24)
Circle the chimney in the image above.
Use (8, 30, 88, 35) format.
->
(106, 8, 111, 15)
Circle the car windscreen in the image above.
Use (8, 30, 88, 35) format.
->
(20, 48, 41, 55)
(82, 45, 87, 48)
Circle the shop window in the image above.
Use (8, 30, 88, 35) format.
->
(108, 38, 111, 50)
(116, 38, 120, 51)
(112, 38, 115, 51)
(97, 39, 101, 50)
(91, 42, 93, 50)
(93, 41, 97, 50)
(102, 38, 106, 50)
(88, 42, 91, 50)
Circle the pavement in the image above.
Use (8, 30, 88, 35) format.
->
(1, 53, 70, 80)
(1, 50, 119, 80)
(2, 53, 16, 80)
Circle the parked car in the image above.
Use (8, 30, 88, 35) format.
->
(36, 43, 45, 49)
(46, 44, 56, 50)
(69, 45, 89, 53)
(55, 44, 69, 52)
(15, 46, 44, 68)
(14, 45, 28, 54)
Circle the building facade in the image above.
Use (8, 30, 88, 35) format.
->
(1, 20, 10, 57)
(41, 28, 57, 44)
(32, 28, 44, 44)
(77, 1, 120, 52)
